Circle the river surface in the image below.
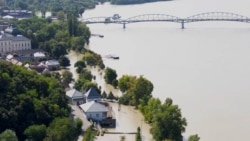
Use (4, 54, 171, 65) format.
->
(81, 0, 250, 140)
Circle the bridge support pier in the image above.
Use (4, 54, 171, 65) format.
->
(123, 23, 126, 29)
(181, 20, 184, 29)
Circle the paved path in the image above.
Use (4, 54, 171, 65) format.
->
(70, 105, 92, 141)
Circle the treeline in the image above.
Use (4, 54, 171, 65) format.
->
(110, 0, 171, 5)
(12, 15, 90, 58)
(0, 0, 100, 14)
(116, 75, 187, 141)
(0, 61, 82, 140)
(0, 0, 172, 18)
(73, 50, 105, 92)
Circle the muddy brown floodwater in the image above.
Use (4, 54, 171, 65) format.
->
(66, 51, 154, 141)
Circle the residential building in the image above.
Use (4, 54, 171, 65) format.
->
(79, 101, 109, 122)
(45, 60, 60, 70)
(66, 89, 84, 105)
(79, 101, 116, 127)
(0, 26, 31, 56)
(83, 87, 102, 103)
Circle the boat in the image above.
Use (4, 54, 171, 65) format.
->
(112, 14, 121, 20)
(91, 34, 104, 38)
(105, 54, 119, 60)
(111, 55, 119, 59)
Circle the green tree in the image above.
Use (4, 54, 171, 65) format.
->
(67, 12, 78, 37)
(74, 60, 86, 74)
(83, 81, 98, 92)
(74, 118, 83, 135)
(139, 98, 161, 123)
(62, 70, 73, 84)
(0, 61, 70, 140)
(57, 11, 66, 21)
(119, 92, 132, 105)
(59, 55, 71, 67)
(118, 75, 136, 93)
(0, 129, 18, 141)
(24, 124, 47, 141)
(188, 134, 200, 141)
(104, 67, 117, 85)
(81, 51, 105, 69)
(71, 36, 86, 52)
(82, 52, 97, 66)
(79, 70, 92, 81)
(150, 98, 187, 141)
(165, 97, 173, 107)
(45, 118, 78, 141)
(132, 76, 153, 107)
(51, 43, 67, 59)
(82, 125, 95, 141)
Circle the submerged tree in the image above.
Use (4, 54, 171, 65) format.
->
(150, 98, 187, 141)
(188, 134, 200, 141)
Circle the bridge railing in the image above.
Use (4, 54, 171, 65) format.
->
(81, 12, 250, 28)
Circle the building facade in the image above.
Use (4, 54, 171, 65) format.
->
(0, 33, 31, 56)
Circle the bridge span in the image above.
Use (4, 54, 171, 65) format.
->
(80, 12, 250, 29)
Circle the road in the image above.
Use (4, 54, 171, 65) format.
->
(70, 105, 92, 141)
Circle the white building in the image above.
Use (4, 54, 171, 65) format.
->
(79, 101, 109, 122)
(0, 27, 31, 56)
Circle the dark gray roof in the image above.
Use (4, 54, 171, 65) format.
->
(0, 33, 30, 41)
(84, 87, 101, 99)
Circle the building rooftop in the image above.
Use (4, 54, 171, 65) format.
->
(79, 101, 109, 113)
(84, 87, 101, 99)
(45, 60, 60, 66)
(66, 89, 83, 99)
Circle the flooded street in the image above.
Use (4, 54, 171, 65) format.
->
(66, 51, 153, 141)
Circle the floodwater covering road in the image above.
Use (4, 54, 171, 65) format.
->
(66, 51, 153, 141)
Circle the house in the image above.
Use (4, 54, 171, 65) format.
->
(83, 87, 101, 103)
(45, 60, 60, 70)
(79, 101, 109, 122)
(33, 52, 46, 61)
(66, 89, 84, 105)
(28, 65, 47, 73)
(0, 26, 31, 56)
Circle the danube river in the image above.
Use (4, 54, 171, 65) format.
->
(82, 0, 250, 140)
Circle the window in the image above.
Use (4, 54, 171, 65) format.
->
(96, 113, 99, 117)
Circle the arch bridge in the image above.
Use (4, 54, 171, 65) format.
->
(81, 12, 250, 29)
